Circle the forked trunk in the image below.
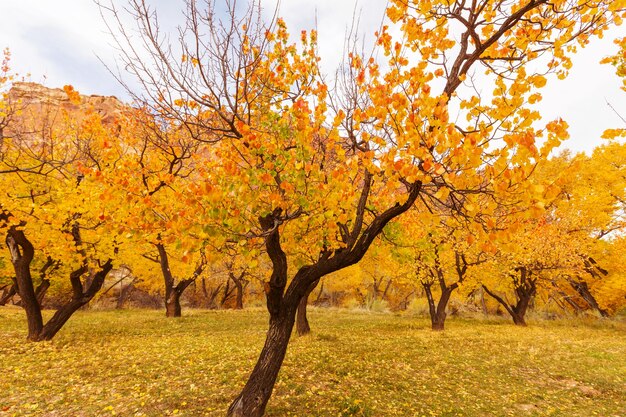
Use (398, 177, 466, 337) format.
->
(156, 243, 202, 317)
(5, 215, 112, 341)
(423, 283, 455, 331)
(482, 281, 535, 327)
(227, 310, 296, 417)
(36, 261, 113, 341)
(227, 181, 421, 415)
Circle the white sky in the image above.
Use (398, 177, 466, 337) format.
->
(1, 0, 624, 154)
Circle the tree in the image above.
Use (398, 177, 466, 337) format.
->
(100, 0, 621, 414)
(0, 77, 120, 340)
(146, 243, 207, 317)
(415, 230, 486, 330)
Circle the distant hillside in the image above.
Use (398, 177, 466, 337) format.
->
(6, 82, 125, 126)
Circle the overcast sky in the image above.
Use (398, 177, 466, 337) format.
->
(1, 0, 624, 154)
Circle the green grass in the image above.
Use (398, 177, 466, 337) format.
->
(1, 307, 625, 417)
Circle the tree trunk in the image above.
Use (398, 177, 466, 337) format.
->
(511, 312, 527, 326)
(35, 260, 113, 341)
(296, 279, 319, 336)
(228, 182, 421, 415)
(314, 280, 324, 303)
(479, 287, 488, 315)
(0, 282, 17, 306)
(221, 279, 234, 307)
(116, 279, 135, 309)
(6, 228, 44, 340)
(228, 272, 247, 310)
(165, 289, 183, 317)
(227, 309, 296, 417)
(512, 288, 532, 326)
(482, 283, 534, 327)
(423, 282, 455, 331)
(569, 279, 609, 317)
(234, 280, 244, 310)
(34, 279, 50, 307)
(156, 243, 204, 317)
(296, 295, 311, 336)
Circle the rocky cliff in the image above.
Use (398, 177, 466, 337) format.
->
(7, 82, 125, 125)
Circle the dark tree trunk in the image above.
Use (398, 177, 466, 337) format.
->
(0, 282, 17, 306)
(568, 279, 609, 317)
(221, 279, 235, 307)
(227, 182, 421, 415)
(234, 280, 244, 310)
(510, 310, 527, 326)
(420, 250, 468, 331)
(296, 279, 319, 336)
(166, 289, 183, 317)
(423, 282, 456, 331)
(116, 279, 136, 309)
(227, 271, 247, 310)
(6, 226, 44, 340)
(483, 271, 536, 327)
(3, 213, 113, 341)
(166, 279, 195, 317)
(156, 243, 205, 317)
(34, 279, 50, 307)
(227, 308, 297, 417)
(35, 260, 113, 341)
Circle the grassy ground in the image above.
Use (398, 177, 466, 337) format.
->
(0, 307, 624, 417)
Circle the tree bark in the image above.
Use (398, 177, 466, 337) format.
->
(296, 279, 319, 336)
(227, 309, 296, 417)
(482, 279, 535, 327)
(221, 279, 234, 307)
(6, 226, 44, 340)
(423, 282, 455, 331)
(165, 289, 183, 317)
(568, 278, 609, 317)
(228, 182, 421, 415)
(234, 280, 244, 310)
(156, 243, 205, 317)
(228, 271, 247, 310)
(34, 279, 50, 307)
(165, 291, 182, 317)
(35, 260, 113, 341)
(0, 282, 17, 306)
(166, 279, 195, 317)
(116, 279, 136, 309)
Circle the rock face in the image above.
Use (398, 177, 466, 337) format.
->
(7, 82, 125, 125)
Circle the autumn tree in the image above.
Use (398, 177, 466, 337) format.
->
(539, 145, 626, 316)
(100, 0, 623, 414)
(413, 225, 487, 331)
(0, 75, 121, 340)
